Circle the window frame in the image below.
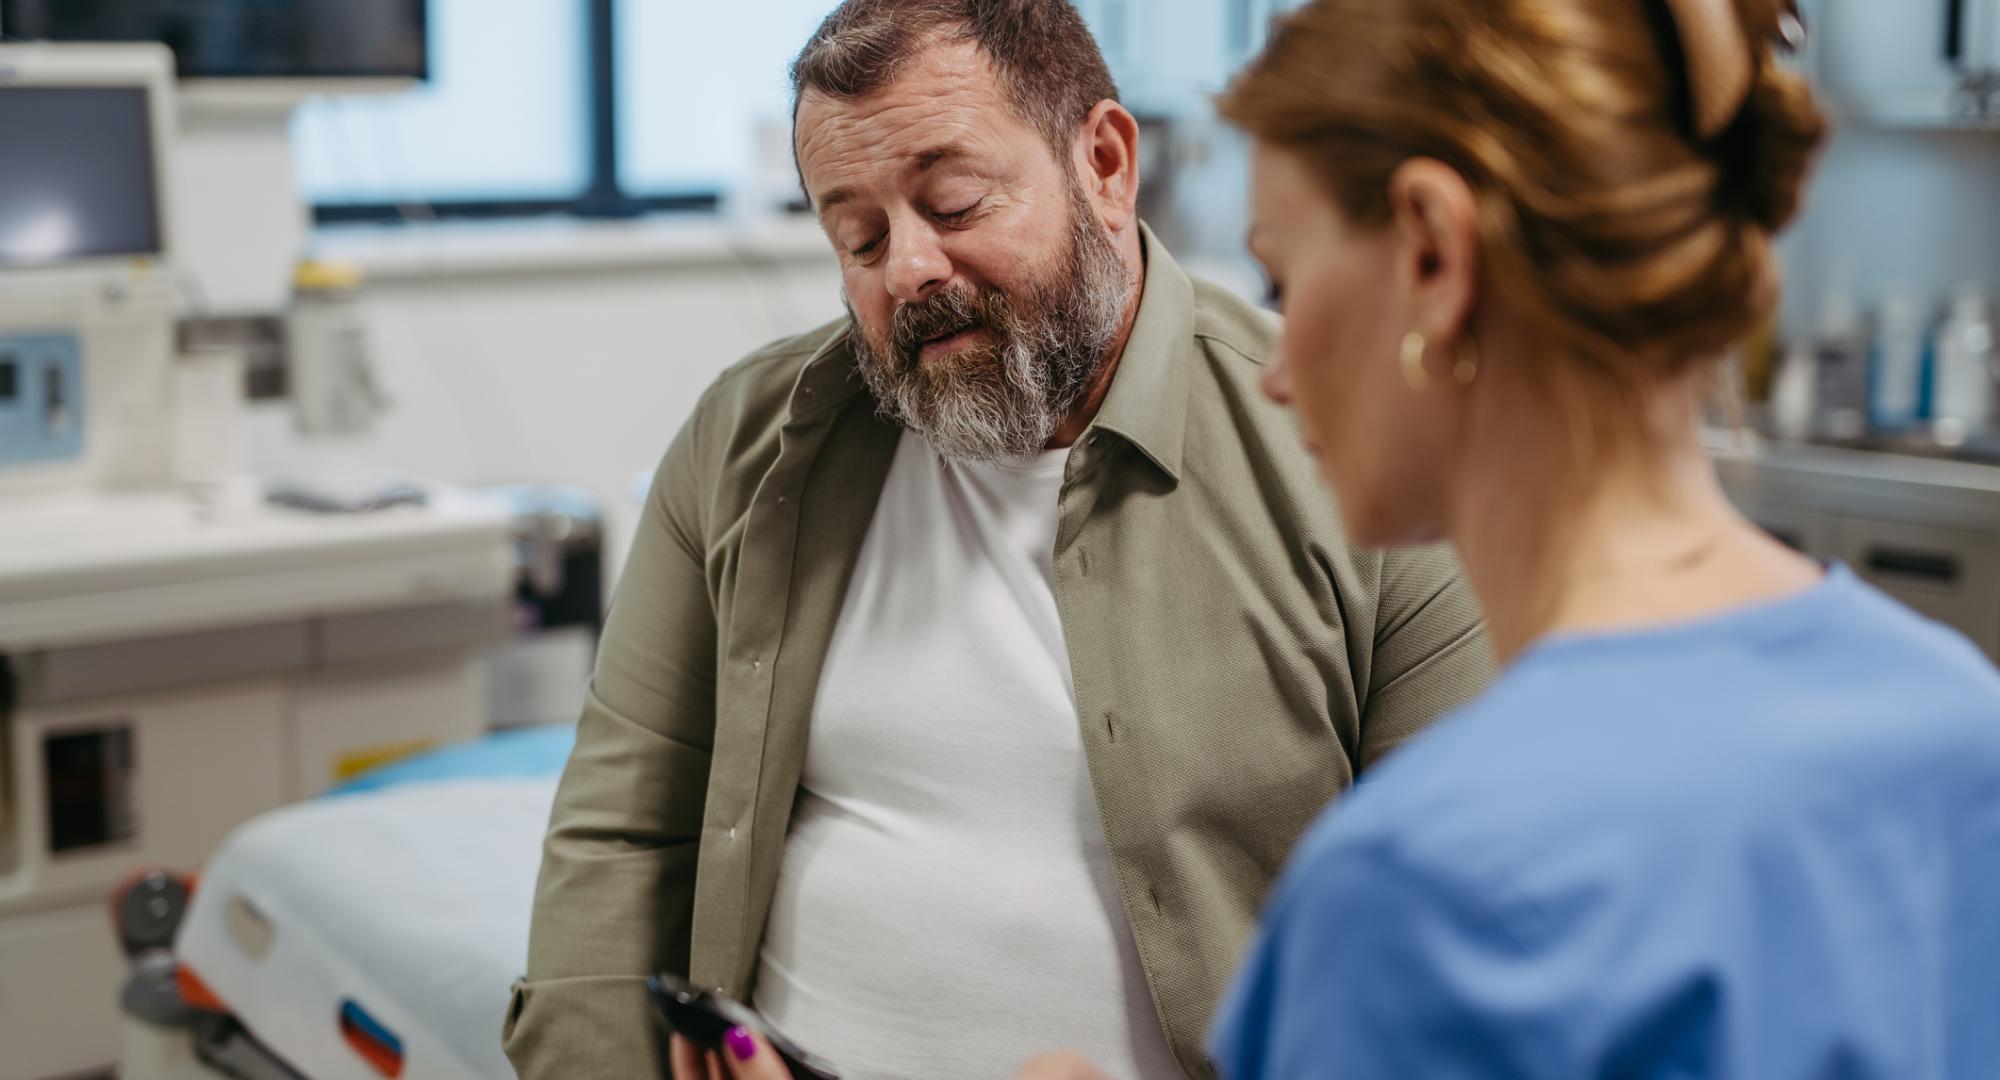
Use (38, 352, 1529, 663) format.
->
(307, 0, 723, 225)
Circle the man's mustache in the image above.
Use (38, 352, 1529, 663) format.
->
(890, 286, 1007, 356)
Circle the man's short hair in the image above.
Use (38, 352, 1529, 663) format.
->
(791, 0, 1120, 162)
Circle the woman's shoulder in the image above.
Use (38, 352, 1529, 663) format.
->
(1290, 576, 2000, 922)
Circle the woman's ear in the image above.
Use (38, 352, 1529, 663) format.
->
(1387, 157, 1481, 345)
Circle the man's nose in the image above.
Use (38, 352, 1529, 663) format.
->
(885, 225, 950, 305)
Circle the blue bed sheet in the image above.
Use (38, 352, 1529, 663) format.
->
(328, 724, 576, 797)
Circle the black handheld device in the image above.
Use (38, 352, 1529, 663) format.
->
(647, 974, 842, 1080)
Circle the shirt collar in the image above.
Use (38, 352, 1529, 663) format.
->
(789, 323, 866, 421)
(1086, 222, 1194, 485)
(788, 221, 1197, 486)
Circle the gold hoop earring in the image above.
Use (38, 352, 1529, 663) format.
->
(1399, 331, 1430, 391)
(1452, 334, 1480, 386)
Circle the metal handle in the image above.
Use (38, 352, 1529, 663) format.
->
(1865, 546, 1962, 585)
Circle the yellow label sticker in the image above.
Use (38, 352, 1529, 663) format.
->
(334, 740, 437, 782)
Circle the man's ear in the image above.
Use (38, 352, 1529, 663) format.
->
(1072, 100, 1141, 231)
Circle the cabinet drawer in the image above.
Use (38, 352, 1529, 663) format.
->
(1839, 516, 2000, 658)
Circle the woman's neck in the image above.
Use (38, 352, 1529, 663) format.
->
(1450, 380, 1821, 664)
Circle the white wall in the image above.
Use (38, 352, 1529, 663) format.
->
(248, 227, 844, 578)
(1778, 127, 2000, 336)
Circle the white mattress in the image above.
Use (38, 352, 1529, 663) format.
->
(174, 778, 558, 1079)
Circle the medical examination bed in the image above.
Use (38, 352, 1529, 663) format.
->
(124, 724, 576, 1080)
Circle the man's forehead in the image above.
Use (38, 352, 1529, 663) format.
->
(795, 40, 1030, 208)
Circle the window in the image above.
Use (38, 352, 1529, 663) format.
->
(615, 0, 838, 201)
(280, 0, 1288, 224)
(1079, 0, 1296, 112)
(292, 0, 588, 212)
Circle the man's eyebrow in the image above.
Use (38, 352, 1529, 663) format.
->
(817, 187, 856, 214)
(914, 142, 972, 171)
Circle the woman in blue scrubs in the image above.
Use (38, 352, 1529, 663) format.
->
(1193, 0, 2000, 1076)
(1009, 0, 2000, 1077)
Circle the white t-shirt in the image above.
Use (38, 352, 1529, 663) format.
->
(753, 431, 1183, 1080)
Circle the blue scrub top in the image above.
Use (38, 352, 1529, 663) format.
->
(1210, 565, 2000, 1079)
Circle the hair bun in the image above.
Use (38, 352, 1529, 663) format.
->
(1662, 0, 1755, 139)
(1712, 1, 1827, 232)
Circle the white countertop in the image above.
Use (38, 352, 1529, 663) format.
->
(0, 486, 515, 650)
(309, 214, 837, 284)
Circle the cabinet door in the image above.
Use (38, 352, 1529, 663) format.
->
(0, 904, 125, 1080)
(4, 679, 289, 908)
(1817, 0, 1984, 124)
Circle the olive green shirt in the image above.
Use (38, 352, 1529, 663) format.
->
(504, 231, 1493, 1079)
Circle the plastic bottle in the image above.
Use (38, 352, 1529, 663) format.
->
(1771, 341, 1817, 442)
(1932, 284, 1996, 445)
(1869, 292, 1927, 431)
(1812, 293, 1869, 441)
(289, 259, 387, 436)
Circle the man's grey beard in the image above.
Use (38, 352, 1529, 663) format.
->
(847, 185, 1134, 463)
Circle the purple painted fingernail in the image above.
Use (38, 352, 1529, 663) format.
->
(725, 1026, 757, 1063)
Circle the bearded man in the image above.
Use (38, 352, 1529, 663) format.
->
(504, 2, 1493, 1078)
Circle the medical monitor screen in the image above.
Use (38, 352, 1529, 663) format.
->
(0, 87, 162, 267)
(0, 0, 427, 80)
